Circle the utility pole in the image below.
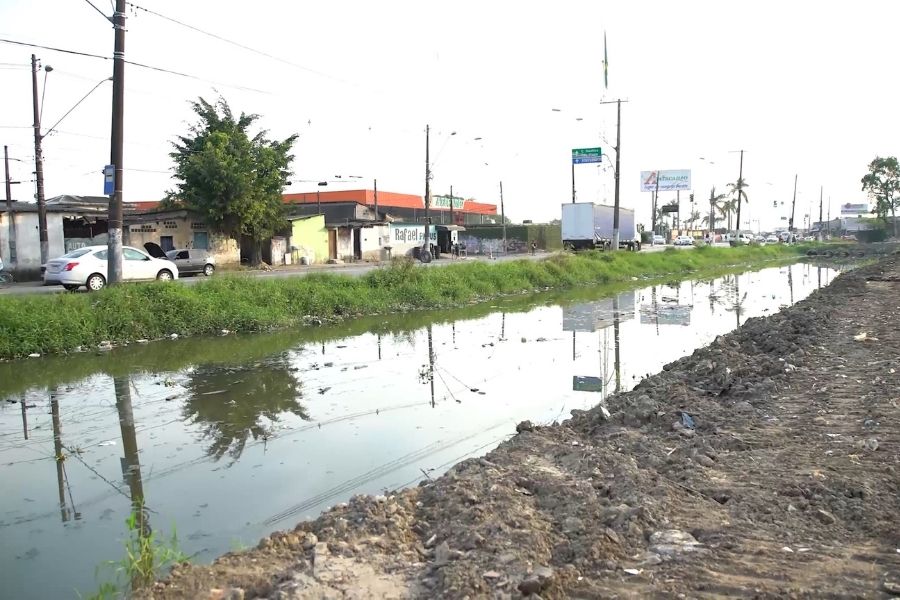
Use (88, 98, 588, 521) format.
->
(611, 99, 622, 250)
(373, 178, 378, 219)
(652, 173, 660, 235)
(571, 160, 576, 203)
(790, 174, 797, 239)
(107, 0, 126, 285)
(827, 198, 831, 236)
(818, 185, 823, 241)
(449, 184, 453, 227)
(31, 54, 49, 265)
(423, 124, 431, 258)
(734, 150, 744, 234)
(4, 146, 17, 265)
(500, 181, 506, 250)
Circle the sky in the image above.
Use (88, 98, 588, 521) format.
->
(1, 0, 897, 231)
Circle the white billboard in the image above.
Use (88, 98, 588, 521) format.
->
(840, 202, 869, 215)
(640, 170, 692, 192)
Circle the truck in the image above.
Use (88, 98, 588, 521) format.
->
(561, 202, 641, 251)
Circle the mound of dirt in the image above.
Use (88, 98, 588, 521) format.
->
(140, 258, 900, 599)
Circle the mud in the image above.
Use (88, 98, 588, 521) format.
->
(140, 257, 900, 599)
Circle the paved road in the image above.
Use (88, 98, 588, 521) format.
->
(0, 244, 686, 296)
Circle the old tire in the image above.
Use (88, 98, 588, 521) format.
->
(86, 273, 106, 291)
(157, 269, 174, 282)
(203, 264, 215, 276)
(419, 250, 432, 264)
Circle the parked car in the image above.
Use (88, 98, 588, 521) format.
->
(765, 234, 779, 243)
(652, 234, 666, 245)
(43, 245, 179, 291)
(674, 235, 694, 246)
(722, 232, 753, 245)
(158, 247, 216, 277)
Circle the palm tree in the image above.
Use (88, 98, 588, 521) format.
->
(686, 209, 701, 229)
(727, 178, 749, 231)
(706, 186, 728, 232)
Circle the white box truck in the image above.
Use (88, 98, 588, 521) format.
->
(561, 202, 640, 251)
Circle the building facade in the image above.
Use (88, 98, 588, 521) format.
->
(123, 209, 240, 265)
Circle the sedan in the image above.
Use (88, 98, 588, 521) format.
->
(674, 235, 694, 246)
(765, 235, 779, 243)
(43, 245, 179, 291)
(159, 247, 215, 277)
(652, 235, 666, 245)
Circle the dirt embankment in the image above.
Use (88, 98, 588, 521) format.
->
(141, 257, 900, 599)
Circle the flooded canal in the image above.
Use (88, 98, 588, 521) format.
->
(0, 262, 839, 598)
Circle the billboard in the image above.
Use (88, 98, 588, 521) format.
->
(432, 195, 465, 209)
(840, 203, 868, 215)
(640, 170, 692, 192)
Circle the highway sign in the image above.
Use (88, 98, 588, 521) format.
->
(572, 147, 602, 164)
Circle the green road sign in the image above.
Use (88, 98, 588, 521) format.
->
(572, 147, 602, 164)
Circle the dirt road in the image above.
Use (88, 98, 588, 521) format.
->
(141, 256, 899, 599)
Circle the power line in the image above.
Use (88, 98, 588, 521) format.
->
(126, 2, 355, 87)
(80, 0, 111, 22)
(0, 37, 271, 94)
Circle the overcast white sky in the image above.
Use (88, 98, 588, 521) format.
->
(1, 0, 897, 230)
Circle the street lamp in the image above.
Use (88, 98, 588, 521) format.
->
(31, 55, 111, 264)
(316, 181, 327, 213)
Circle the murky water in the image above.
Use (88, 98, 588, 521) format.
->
(0, 262, 839, 598)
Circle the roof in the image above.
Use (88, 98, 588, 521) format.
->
(283, 188, 497, 215)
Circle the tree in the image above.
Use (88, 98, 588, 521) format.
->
(861, 156, 900, 237)
(705, 186, 728, 232)
(727, 178, 749, 231)
(168, 97, 298, 265)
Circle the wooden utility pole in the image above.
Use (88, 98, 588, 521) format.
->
(500, 181, 506, 251)
(790, 174, 797, 237)
(4, 145, 16, 265)
(31, 54, 49, 265)
(423, 124, 431, 259)
(734, 150, 744, 234)
(107, 0, 126, 284)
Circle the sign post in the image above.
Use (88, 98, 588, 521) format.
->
(571, 147, 602, 204)
(103, 165, 115, 195)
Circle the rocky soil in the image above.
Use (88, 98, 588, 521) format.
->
(139, 257, 900, 599)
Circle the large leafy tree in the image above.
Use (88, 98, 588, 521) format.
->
(168, 97, 298, 265)
(861, 156, 900, 237)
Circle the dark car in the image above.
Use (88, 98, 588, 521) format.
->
(143, 243, 216, 276)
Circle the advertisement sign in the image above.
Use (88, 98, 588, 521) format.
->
(840, 203, 868, 215)
(432, 195, 465, 209)
(640, 170, 692, 192)
(389, 224, 437, 244)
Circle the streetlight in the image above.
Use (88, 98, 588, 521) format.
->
(30, 55, 111, 264)
(316, 181, 327, 213)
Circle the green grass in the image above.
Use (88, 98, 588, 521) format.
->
(0, 245, 810, 360)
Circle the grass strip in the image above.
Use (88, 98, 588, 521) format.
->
(0, 245, 809, 359)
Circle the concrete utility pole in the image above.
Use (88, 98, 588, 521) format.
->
(107, 0, 126, 285)
(734, 150, 745, 234)
(423, 124, 431, 259)
(449, 184, 454, 226)
(611, 99, 622, 250)
(373, 178, 378, 219)
(31, 54, 49, 265)
(500, 181, 506, 250)
(571, 159, 576, 203)
(652, 173, 660, 234)
(4, 146, 17, 265)
(790, 174, 797, 237)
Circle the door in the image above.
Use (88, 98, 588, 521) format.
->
(328, 229, 337, 260)
(352, 228, 362, 260)
(192, 231, 209, 250)
(122, 247, 153, 280)
(160, 236, 175, 252)
(174, 250, 191, 273)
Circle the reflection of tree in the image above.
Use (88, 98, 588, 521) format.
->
(182, 358, 308, 461)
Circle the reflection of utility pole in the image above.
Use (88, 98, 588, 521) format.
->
(572, 330, 576, 361)
(613, 295, 621, 393)
(426, 325, 435, 408)
(20, 396, 28, 440)
(377, 333, 382, 360)
(651, 285, 660, 335)
(734, 275, 742, 329)
(788, 264, 794, 305)
(50, 391, 70, 523)
(114, 376, 149, 536)
(500, 312, 506, 341)
(817, 266, 822, 290)
(452, 323, 456, 347)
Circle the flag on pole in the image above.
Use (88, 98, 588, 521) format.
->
(603, 32, 609, 90)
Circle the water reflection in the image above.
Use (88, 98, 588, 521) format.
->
(182, 357, 309, 461)
(114, 376, 150, 538)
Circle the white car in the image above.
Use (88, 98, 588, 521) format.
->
(674, 235, 694, 246)
(652, 234, 666, 245)
(43, 245, 179, 291)
(765, 235, 779, 243)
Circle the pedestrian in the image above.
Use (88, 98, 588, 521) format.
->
(531, 241, 537, 255)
